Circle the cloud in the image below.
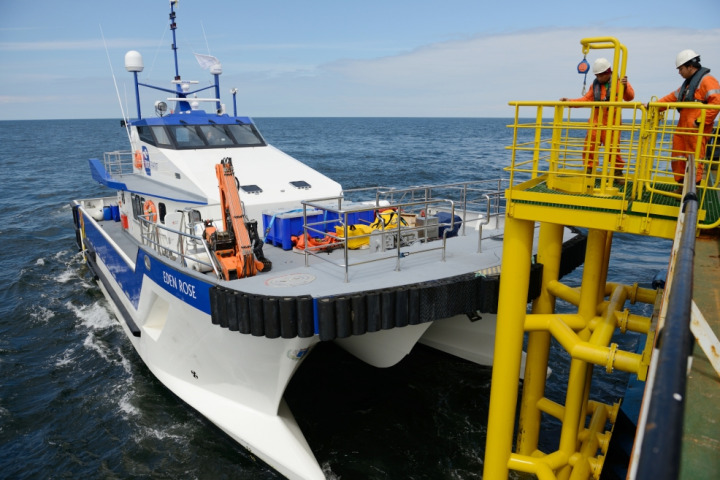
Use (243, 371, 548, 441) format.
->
(2, 25, 720, 119)
(0, 38, 159, 52)
(0, 95, 63, 105)
(275, 26, 720, 117)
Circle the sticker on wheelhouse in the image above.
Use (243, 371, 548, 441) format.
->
(142, 146, 151, 176)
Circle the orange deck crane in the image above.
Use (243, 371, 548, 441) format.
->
(205, 157, 270, 280)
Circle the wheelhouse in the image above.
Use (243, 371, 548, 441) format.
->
(132, 115, 267, 150)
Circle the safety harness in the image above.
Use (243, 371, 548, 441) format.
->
(677, 67, 711, 103)
(593, 79, 612, 102)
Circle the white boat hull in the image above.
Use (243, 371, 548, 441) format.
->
(74, 194, 584, 478)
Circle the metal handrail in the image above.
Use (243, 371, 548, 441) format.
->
(633, 160, 698, 480)
(133, 179, 507, 283)
(301, 180, 506, 282)
(103, 150, 134, 176)
(300, 198, 456, 283)
(138, 213, 222, 279)
(505, 100, 720, 235)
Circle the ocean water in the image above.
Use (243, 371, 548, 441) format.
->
(0, 118, 672, 479)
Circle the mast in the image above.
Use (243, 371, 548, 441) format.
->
(170, 0, 180, 83)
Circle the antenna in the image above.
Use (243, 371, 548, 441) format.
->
(100, 25, 131, 143)
(201, 22, 211, 55)
(170, 0, 181, 82)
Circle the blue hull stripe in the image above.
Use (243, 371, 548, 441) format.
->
(81, 212, 213, 314)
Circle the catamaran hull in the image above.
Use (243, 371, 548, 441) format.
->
(74, 193, 586, 478)
(77, 204, 503, 478)
(81, 216, 325, 478)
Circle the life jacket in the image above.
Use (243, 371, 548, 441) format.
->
(677, 67, 711, 103)
(593, 79, 612, 101)
(291, 233, 341, 252)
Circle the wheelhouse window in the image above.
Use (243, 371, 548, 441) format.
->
(151, 126, 173, 147)
(199, 124, 233, 146)
(137, 125, 155, 145)
(146, 122, 267, 150)
(227, 124, 265, 146)
(169, 125, 205, 148)
(137, 125, 174, 148)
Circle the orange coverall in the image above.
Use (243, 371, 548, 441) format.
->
(658, 73, 720, 183)
(569, 80, 635, 169)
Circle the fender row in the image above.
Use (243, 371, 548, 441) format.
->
(209, 229, 587, 340)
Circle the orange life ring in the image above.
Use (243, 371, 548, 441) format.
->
(143, 200, 157, 223)
(134, 150, 143, 169)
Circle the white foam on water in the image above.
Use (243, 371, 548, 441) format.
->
(139, 426, 186, 442)
(36, 258, 45, 266)
(129, 422, 193, 447)
(82, 332, 112, 363)
(56, 269, 77, 284)
(67, 301, 116, 331)
(29, 304, 55, 323)
(116, 347, 133, 375)
(54, 348, 76, 367)
(66, 300, 120, 363)
(118, 389, 140, 417)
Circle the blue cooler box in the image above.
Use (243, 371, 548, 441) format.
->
(263, 210, 323, 250)
(322, 208, 376, 230)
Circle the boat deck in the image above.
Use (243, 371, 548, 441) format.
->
(683, 234, 720, 479)
(98, 214, 518, 298)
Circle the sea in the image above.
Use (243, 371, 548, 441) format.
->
(0, 118, 672, 479)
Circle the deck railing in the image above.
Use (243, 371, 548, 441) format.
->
(632, 161, 699, 480)
(138, 212, 222, 279)
(484, 98, 718, 479)
(301, 180, 507, 282)
(103, 150, 134, 176)
(505, 101, 720, 237)
(134, 180, 507, 283)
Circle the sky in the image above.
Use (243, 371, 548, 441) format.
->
(1, 0, 719, 120)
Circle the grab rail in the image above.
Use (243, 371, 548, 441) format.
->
(301, 198, 456, 283)
(632, 160, 698, 480)
(301, 180, 507, 282)
(138, 213, 222, 279)
(134, 179, 507, 283)
(103, 150, 134, 176)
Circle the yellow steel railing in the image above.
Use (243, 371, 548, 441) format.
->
(484, 66, 720, 478)
(505, 101, 720, 237)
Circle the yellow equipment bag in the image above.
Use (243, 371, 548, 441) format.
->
(371, 209, 408, 230)
(334, 224, 374, 249)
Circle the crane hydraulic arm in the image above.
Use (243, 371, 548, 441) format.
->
(209, 157, 266, 280)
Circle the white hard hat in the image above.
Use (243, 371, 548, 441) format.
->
(676, 49, 699, 68)
(592, 58, 612, 75)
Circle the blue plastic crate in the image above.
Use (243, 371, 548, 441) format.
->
(262, 210, 323, 250)
(322, 208, 376, 230)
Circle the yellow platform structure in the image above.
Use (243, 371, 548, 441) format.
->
(482, 37, 720, 480)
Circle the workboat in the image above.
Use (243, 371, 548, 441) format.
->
(71, 3, 585, 479)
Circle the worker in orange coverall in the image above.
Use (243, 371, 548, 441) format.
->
(656, 49, 720, 185)
(561, 58, 635, 182)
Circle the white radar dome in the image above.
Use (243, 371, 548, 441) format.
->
(125, 51, 144, 72)
(210, 63, 223, 75)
